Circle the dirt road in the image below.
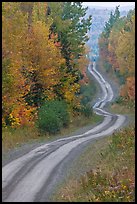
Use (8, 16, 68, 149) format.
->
(2, 62, 126, 202)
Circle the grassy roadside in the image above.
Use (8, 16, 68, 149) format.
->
(2, 113, 103, 152)
(96, 59, 135, 122)
(108, 98, 135, 127)
(52, 125, 135, 202)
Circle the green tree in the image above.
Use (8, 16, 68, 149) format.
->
(47, 2, 92, 110)
(48, 2, 92, 69)
(99, 6, 121, 73)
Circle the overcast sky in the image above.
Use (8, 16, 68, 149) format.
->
(82, 2, 135, 8)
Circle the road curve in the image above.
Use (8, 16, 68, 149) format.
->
(2, 62, 126, 202)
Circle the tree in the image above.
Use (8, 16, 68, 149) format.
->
(2, 2, 92, 128)
(99, 7, 135, 101)
(47, 2, 92, 110)
(2, 2, 66, 127)
(116, 12, 135, 100)
(2, 2, 35, 127)
(108, 17, 126, 71)
(99, 6, 120, 73)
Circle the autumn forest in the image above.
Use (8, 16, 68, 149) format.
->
(2, 2, 135, 202)
(98, 6, 135, 101)
(2, 2, 92, 132)
(2, 2, 135, 142)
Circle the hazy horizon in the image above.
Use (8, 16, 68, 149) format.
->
(82, 2, 135, 10)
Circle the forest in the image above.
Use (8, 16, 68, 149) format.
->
(2, 2, 135, 148)
(2, 2, 135, 202)
(98, 6, 135, 103)
(85, 6, 129, 58)
(2, 2, 92, 134)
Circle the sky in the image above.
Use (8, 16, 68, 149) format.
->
(82, 2, 135, 8)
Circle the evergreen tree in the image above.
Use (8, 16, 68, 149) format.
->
(48, 2, 92, 71)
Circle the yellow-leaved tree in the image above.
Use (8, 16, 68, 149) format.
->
(2, 2, 66, 127)
(2, 2, 35, 127)
(116, 13, 135, 100)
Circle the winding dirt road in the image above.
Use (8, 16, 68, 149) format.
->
(2, 62, 126, 202)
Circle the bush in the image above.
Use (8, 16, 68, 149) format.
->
(103, 61, 112, 73)
(79, 83, 93, 117)
(115, 96, 124, 104)
(81, 96, 90, 106)
(80, 84, 95, 105)
(80, 104, 93, 118)
(37, 100, 70, 134)
(115, 70, 126, 85)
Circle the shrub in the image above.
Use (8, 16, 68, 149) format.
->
(80, 84, 95, 106)
(103, 61, 112, 73)
(37, 100, 69, 134)
(115, 70, 126, 85)
(81, 96, 89, 105)
(115, 96, 124, 104)
(80, 104, 93, 118)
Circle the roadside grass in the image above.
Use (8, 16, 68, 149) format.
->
(109, 103, 135, 115)
(52, 125, 135, 202)
(97, 60, 121, 86)
(58, 113, 103, 137)
(108, 98, 135, 125)
(109, 101, 135, 115)
(2, 126, 40, 152)
(2, 113, 103, 153)
(97, 60, 135, 121)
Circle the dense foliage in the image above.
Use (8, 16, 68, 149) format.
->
(98, 7, 135, 102)
(85, 7, 129, 59)
(2, 2, 92, 130)
(37, 100, 69, 134)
